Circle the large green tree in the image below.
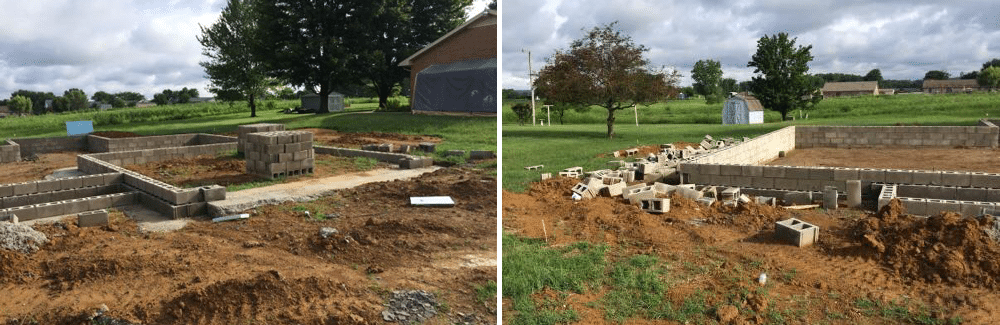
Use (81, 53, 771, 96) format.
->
(357, 0, 471, 110)
(63, 88, 88, 112)
(9, 95, 31, 115)
(199, 0, 269, 117)
(747, 33, 821, 120)
(10, 90, 55, 113)
(256, 0, 375, 113)
(924, 70, 950, 80)
(691, 59, 723, 104)
(719, 78, 738, 95)
(535, 23, 677, 138)
(978, 66, 1000, 89)
(863, 69, 882, 82)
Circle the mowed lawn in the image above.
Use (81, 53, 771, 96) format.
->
(0, 98, 496, 154)
(502, 92, 1000, 192)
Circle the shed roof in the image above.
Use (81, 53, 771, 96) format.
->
(399, 9, 497, 67)
(821, 81, 878, 92)
(922, 79, 980, 88)
(730, 94, 763, 111)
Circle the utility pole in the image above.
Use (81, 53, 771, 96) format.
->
(523, 48, 536, 126)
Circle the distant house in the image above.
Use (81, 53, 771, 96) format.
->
(188, 97, 216, 103)
(922, 79, 982, 94)
(0, 105, 10, 118)
(399, 9, 496, 115)
(722, 94, 764, 125)
(821, 81, 878, 97)
(301, 92, 344, 112)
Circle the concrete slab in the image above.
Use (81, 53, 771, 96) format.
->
(208, 167, 441, 217)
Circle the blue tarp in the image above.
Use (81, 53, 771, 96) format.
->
(413, 58, 496, 114)
(66, 121, 94, 136)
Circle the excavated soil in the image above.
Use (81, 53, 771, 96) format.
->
(125, 153, 391, 189)
(503, 177, 1000, 324)
(0, 151, 83, 184)
(0, 167, 497, 325)
(768, 147, 1000, 173)
(853, 199, 1000, 288)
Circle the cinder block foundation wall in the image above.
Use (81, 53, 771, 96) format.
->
(314, 145, 427, 168)
(10, 135, 88, 156)
(88, 134, 199, 153)
(85, 142, 237, 167)
(795, 125, 999, 149)
(0, 173, 135, 221)
(197, 134, 238, 145)
(685, 126, 795, 165)
(0, 140, 20, 163)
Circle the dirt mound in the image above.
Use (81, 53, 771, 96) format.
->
(91, 131, 142, 138)
(854, 198, 1000, 288)
(156, 272, 374, 324)
(297, 128, 442, 149)
(709, 200, 789, 231)
(595, 141, 701, 158)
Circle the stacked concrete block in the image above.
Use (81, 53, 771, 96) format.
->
(244, 131, 314, 180)
(775, 218, 819, 247)
(236, 123, 285, 153)
(1, 140, 20, 163)
(9, 136, 86, 156)
(795, 125, 999, 149)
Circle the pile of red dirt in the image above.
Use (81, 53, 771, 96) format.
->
(91, 131, 142, 138)
(854, 198, 1000, 288)
(595, 141, 702, 158)
(709, 199, 790, 232)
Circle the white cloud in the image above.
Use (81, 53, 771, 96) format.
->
(503, 0, 1000, 89)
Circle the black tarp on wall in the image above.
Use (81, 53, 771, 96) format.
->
(413, 58, 496, 114)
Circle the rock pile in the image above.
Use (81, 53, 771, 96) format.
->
(381, 290, 439, 324)
(0, 220, 48, 254)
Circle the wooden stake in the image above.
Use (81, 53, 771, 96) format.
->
(542, 219, 548, 243)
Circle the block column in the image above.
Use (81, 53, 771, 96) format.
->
(245, 131, 314, 180)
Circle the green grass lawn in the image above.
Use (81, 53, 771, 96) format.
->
(0, 97, 496, 156)
(502, 92, 1000, 192)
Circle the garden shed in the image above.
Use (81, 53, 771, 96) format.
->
(722, 94, 764, 125)
(301, 92, 344, 112)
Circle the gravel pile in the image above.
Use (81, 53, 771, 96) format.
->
(0, 221, 48, 254)
(381, 290, 439, 324)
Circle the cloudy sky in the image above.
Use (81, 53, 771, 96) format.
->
(0, 0, 490, 99)
(502, 0, 1000, 89)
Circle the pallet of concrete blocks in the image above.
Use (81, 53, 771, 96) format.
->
(244, 131, 315, 180)
(236, 123, 285, 153)
(775, 218, 819, 247)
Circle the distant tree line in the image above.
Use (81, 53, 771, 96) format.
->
(2, 89, 150, 116)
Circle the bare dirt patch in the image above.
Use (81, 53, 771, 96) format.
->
(125, 153, 391, 188)
(503, 177, 1000, 324)
(768, 147, 1000, 173)
(0, 151, 83, 183)
(0, 167, 497, 325)
(595, 141, 701, 158)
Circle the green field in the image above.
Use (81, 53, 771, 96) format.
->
(0, 97, 496, 156)
(502, 92, 1000, 192)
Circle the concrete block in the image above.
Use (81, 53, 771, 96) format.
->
(469, 150, 495, 160)
(418, 142, 436, 153)
(774, 178, 797, 190)
(653, 182, 675, 194)
(200, 185, 226, 202)
(775, 218, 819, 247)
(925, 199, 961, 216)
(0, 184, 15, 198)
(624, 186, 656, 204)
(87, 195, 113, 211)
(720, 164, 743, 176)
(676, 187, 703, 200)
(911, 171, 942, 185)
(741, 165, 764, 177)
(65, 199, 90, 215)
(884, 170, 913, 184)
(823, 187, 838, 210)
(797, 179, 823, 192)
(832, 168, 859, 181)
(808, 168, 835, 181)
(969, 173, 1000, 188)
(988, 188, 1000, 202)
(940, 171, 972, 187)
(696, 197, 716, 206)
(785, 167, 810, 179)
(1, 205, 37, 221)
(755, 196, 777, 206)
(603, 182, 626, 197)
(752, 177, 775, 189)
(13, 182, 37, 196)
(2, 195, 30, 209)
(859, 169, 886, 183)
(762, 166, 786, 178)
(699, 164, 721, 175)
(783, 191, 813, 205)
(640, 198, 670, 214)
(35, 202, 65, 218)
(720, 187, 741, 201)
(901, 198, 927, 215)
(956, 187, 988, 202)
(36, 180, 61, 193)
(570, 182, 595, 200)
(709, 174, 732, 186)
(109, 192, 138, 206)
(185, 202, 207, 217)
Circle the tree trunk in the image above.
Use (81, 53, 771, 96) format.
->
(249, 95, 257, 117)
(606, 108, 616, 139)
(374, 80, 393, 110)
(318, 84, 330, 114)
